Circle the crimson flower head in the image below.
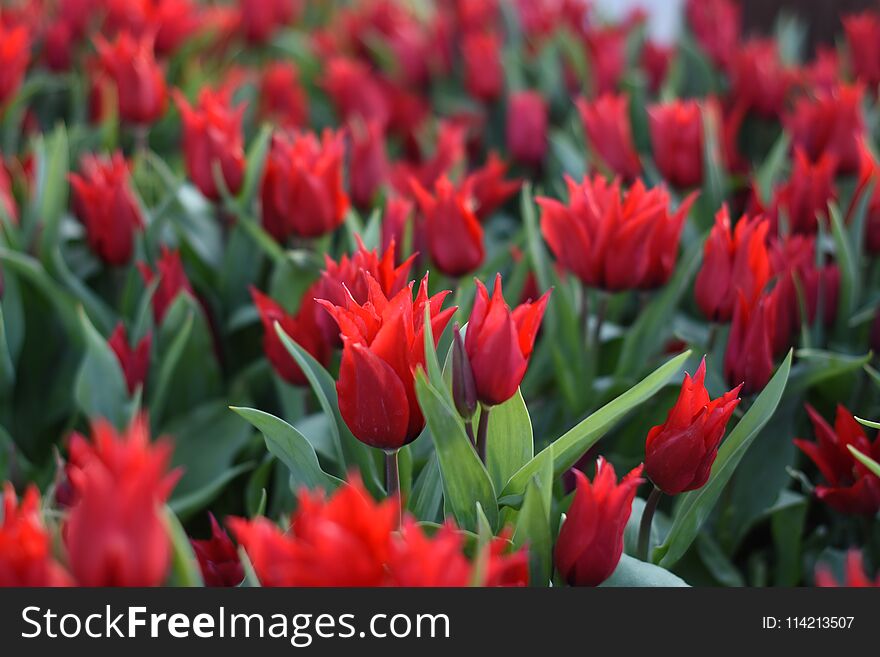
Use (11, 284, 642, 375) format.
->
(260, 129, 349, 241)
(250, 284, 331, 387)
(724, 291, 776, 395)
(645, 358, 742, 495)
(0, 484, 72, 587)
(69, 152, 144, 266)
(768, 148, 837, 235)
(237, 0, 299, 44)
(729, 39, 794, 119)
(816, 550, 879, 587)
(95, 32, 167, 125)
(317, 273, 456, 450)
(349, 119, 388, 209)
(464, 152, 522, 220)
(685, 0, 740, 69)
(381, 196, 414, 255)
(641, 40, 672, 94)
(785, 84, 865, 175)
(191, 514, 244, 587)
(648, 99, 703, 189)
(462, 30, 503, 102)
(844, 12, 880, 88)
(507, 90, 548, 167)
(695, 207, 772, 323)
(577, 94, 641, 181)
(259, 61, 308, 129)
(538, 176, 697, 291)
(174, 87, 246, 202)
(108, 323, 151, 395)
(554, 458, 644, 587)
(323, 57, 390, 128)
(137, 247, 194, 324)
(411, 176, 485, 277)
(0, 23, 30, 108)
(465, 274, 550, 406)
(585, 25, 628, 95)
(794, 404, 880, 517)
(64, 416, 181, 587)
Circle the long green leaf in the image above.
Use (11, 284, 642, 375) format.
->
(848, 445, 880, 478)
(601, 554, 689, 587)
(485, 389, 534, 493)
(74, 307, 131, 428)
(163, 507, 204, 587)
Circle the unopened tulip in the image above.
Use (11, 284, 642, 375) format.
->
(770, 148, 837, 235)
(724, 292, 776, 394)
(349, 119, 388, 208)
(191, 514, 244, 587)
(585, 25, 627, 95)
(323, 57, 390, 128)
(95, 32, 167, 125)
(554, 458, 644, 586)
(729, 39, 794, 119)
(259, 61, 308, 129)
(577, 94, 641, 180)
(649, 100, 703, 189)
(108, 323, 151, 395)
(507, 90, 548, 167)
(685, 0, 741, 69)
(843, 12, 880, 88)
(462, 31, 503, 102)
(641, 40, 672, 94)
(137, 247, 194, 324)
(645, 358, 742, 494)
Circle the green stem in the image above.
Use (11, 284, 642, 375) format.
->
(476, 405, 492, 464)
(385, 449, 401, 526)
(638, 485, 663, 562)
(465, 419, 476, 447)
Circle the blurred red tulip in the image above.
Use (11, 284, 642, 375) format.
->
(323, 57, 390, 128)
(259, 61, 308, 129)
(108, 323, 151, 395)
(95, 32, 167, 125)
(645, 358, 742, 494)
(137, 247, 194, 324)
(507, 90, 548, 167)
(769, 148, 837, 235)
(191, 514, 244, 587)
(462, 31, 503, 102)
(585, 26, 627, 95)
(0, 23, 30, 108)
(641, 40, 673, 94)
(794, 404, 880, 516)
(816, 550, 879, 587)
(237, 0, 299, 44)
(729, 39, 794, 119)
(464, 152, 522, 220)
(649, 99, 703, 188)
(554, 458, 643, 586)
(724, 291, 776, 395)
(381, 196, 415, 257)
(577, 93, 641, 181)
(843, 12, 880, 88)
(685, 0, 740, 69)
(349, 119, 388, 208)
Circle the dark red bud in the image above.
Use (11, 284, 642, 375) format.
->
(451, 324, 477, 420)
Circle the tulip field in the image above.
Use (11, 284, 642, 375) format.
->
(2, 0, 880, 589)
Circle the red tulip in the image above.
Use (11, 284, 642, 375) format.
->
(648, 99, 704, 189)
(391, 120, 467, 192)
(94, 32, 167, 125)
(174, 87, 246, 202)
(538, 175, 697, 291)
(69, 152, 143, 265)
(349, 119, 388, 208)
(685, 0, 740, 69)
(585, 26, 627, 95)
(695, 207, 772, 323)
(462, 30, 503, 102)
(237, 0, 298, 44)
(786, 84, 865, 175)
(724, 292, 776, 395)
(507, 90, 548, 167)
(729, 39, 794, 119)
(381, 196, 414, 256)
(317, 273, 456, 449)
(260, 129, 349, 240)
(259, 61, 308, 129)
(464, 152, 522, 220)
(641, 40, 673, 94)
(64, 416, 181, 586)
(554, 458, 644, 587)
(794, 404, 880, 516)
(108, 323, 151, 395)
(0, 23, 30, 108)
(769, 148, 837, 235)
(137, 247, 194, 324)
(191, 514, 244, 587)
(816, 550, 880, 587)
(465, 274, 550, 406)
(577, 93, 642, 181)
(411, 176, 485, 277)
(250, 284, 331, 387)
(804, 47, 842, 96)
(323, 57, 390, 128)
(645, 358, 742, 494)
(0, 484, 72, 586)
(844, 12, 880, 88)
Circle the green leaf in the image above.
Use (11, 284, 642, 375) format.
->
(169, 462, 252, 522)
(485, 389, 534, 493)
(421, 302, 446, 396)
(35, 125, 69, 261)
(829, 202, 859, 336)
(231, 406, 343, 492)
(512, 445, 553, 586)
(600, 554, 689, 587)
(503, 351, 691, 498)
(848, 445, 880, 478)
(74, 307, 131, 428)
(237, 123, 273, 210)
(163, 507, 204, 587)
(0, 304, 15, 398)
(654, 350, 793, 568)
(410, 451, 443, 522)
(415, 369, 498, 532)
(149, 310, 193, 427)
(755, 132, 790, 204)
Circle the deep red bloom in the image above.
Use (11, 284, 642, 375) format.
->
(0, 484, 72, 587)
(844, 12, 880, 88)
(507, 90, 548, 167)
(64, 417, 181, 587)
(695, 207, 772, 323)
(174, 87, 246, 202)
(259, 61, 308, 129)
(464, 152, 522, 220)
(538, 176, 696, 291)
(323, 57, 390, 128)
(317, 274, 456, 449)
(685, 0, 740, 69)
(816, 550, 880, 587)
(237, 0, 298, 44)
(381, 196, 414, 256)
(462, 31, 503, 102)
(465, 274, 550, 406)
(554, 458, 644, 587)
(191, 514, 244, 587)
(724, 292, 776, 395)
(94, 32, 167, 125)
(137, 247, 194, 325)
(260, 129, 349, 240)
(0, 23, 30, 108)
(411, 176, 485, 277)
(250, 285, 331, 387)
(69, 152, 143, 265)
(649, 99, 703, 189)
(804, 47, 842, 96)
(768, 148, 837, 235)
(349, 119, 388, 208)
(645, 358, 742, 494)
(108, 323, 151, 395)
(794, 404, 880, 517)
(585, 26, 627, 95)
(577, 94, 641, 181)
(785, 84, 865, 175)
(729, 39, 794, 119)
(391, 120, 467, 192)
(641, 40, 673, 94)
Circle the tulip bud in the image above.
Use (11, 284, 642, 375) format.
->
(108, 323, 152, 396)
(94, 32, 167, 125)
(576, 93, 641, 181)
(191, 514, 244, 587)
(451, 324, 477, 421)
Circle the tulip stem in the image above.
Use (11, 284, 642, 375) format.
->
(593, 293, 608, 348)
(476, 405, 492, 463)
(385, 449, 402, 526)
(465, 420, 476, 447)
(637, 485, 663, 562)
